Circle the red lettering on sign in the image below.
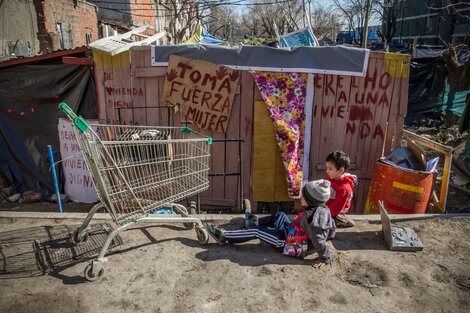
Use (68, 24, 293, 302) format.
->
(365, 68, 377, 89)
(337, 105, 346, 118)
(378, 93, 389, 106)
(177, 62, 193, 78)
(380, 72, 391, 89)
(338, 91, 348, 103)
(314, 75, 322, 89)
(190, 70, 202, 83)
(337, 76, 344, 88)
(325, 75, 335, 96)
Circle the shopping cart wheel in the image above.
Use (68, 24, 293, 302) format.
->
(84, 262, 104, 282)
(71, 229, 89, 245)
(196, 227, 209, 245)
(178, 206, 195, 230)
(183, 222, 195, 230)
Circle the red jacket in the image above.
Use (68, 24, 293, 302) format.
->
(326, 174, 357, 217)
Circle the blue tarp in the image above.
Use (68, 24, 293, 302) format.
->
(337, 30, 379, 43)
(185, 26, 225, 45)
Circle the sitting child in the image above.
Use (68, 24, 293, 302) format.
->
(207, 179, 337, 268)
(325, 150, 358, 228)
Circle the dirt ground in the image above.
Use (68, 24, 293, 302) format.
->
(0, 215, 469, 313)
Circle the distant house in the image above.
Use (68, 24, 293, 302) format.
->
(0, 0, 98, 59)
(86, 0, 169, 44)
(390, 0, 470, 46)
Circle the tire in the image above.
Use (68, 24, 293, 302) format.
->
(84, 262, 104, 282)
(196, 227, 209, 245)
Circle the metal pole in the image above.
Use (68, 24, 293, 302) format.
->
(239, 139, 244, 212)
(363, 0, 372, 48)
(48, 145, 63, 213)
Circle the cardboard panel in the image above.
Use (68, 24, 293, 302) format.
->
(252, 101, 290, 202)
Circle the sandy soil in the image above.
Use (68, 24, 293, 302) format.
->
(0, 215, 469, 313)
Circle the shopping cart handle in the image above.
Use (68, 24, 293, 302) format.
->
(59, 102, 89, 133)
(181, 127, 212, 144)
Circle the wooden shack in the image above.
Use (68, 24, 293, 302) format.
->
(92, 46, 410, 213)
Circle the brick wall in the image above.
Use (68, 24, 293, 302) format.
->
(130, 0, 157, 29)
(34, 0, 98, 53)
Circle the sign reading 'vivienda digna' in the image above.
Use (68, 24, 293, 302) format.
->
(58, 118, 98, 203)
(162, 55, 240, 133)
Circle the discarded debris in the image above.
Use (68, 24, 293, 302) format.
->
(19, 191, 41, 203)
(50, 193, 69, 203)
(7, 193, 21, 202)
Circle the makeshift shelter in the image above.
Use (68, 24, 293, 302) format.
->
(405, 48, 470, 125)
(0, 47, 97, 199)
(92, 44, 410, 213)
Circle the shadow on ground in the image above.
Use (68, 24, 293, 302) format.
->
(0, 224, 122, 282)
(332, 230, 387, 251)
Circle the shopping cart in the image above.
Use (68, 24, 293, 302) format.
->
(59, 102, 211, 281)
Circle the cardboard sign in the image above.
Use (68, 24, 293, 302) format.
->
(58, 118, 98, 203)
(162, 55, 240, 133)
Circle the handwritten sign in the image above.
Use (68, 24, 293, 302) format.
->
(162, 55, 240, 133)
(58, 118, 98, 203)
(313, 68, 393, 141)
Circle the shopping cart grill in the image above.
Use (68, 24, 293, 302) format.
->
(59, 103, 211, 281)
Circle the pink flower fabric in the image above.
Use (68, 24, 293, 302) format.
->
(252, 71, 307, 198)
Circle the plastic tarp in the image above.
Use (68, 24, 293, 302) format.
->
(337, 30, 379, 43)
(151, 45, 369, 76)
(405, 59, 447, 125)
(184, 26, 225, 45)
(459, 94, 470, 156)
(0, 64, 97, 198)
(443, 84, 470, 117)
(279, 27, 319, 47)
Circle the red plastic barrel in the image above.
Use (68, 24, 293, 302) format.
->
(365, 159, 434, 214)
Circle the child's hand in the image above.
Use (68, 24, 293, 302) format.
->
(312, 258, 329, 269)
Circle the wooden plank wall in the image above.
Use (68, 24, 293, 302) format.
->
(93, 48, 409, 213)
(309, 51, 410, 213)
(121, 47, 254, 211)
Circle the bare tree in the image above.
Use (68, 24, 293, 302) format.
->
(206, 5, 241, 40)
(157, 0, 221, 44)
(371, 0, 401, 44)
(240, 0, 303, 39)
(332, 0, 370, 45)
(311, 6, 344, 43)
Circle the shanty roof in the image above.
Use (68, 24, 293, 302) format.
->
(0, 46, 91, 69)
(150, 44, 370, 76)
(90, 26, 166, 56)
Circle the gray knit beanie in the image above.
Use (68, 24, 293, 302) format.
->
(302, 179, 331, 206)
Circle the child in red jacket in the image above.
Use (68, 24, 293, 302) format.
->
(325, 150, 357, 228)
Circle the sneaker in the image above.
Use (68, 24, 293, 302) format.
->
(207, 224, 226, 245)
(335, 214, 355, 228)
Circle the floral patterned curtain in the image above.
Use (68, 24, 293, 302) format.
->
(251, 72, 307, 198)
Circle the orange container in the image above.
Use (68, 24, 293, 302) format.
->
(365, 159, 434, 214)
